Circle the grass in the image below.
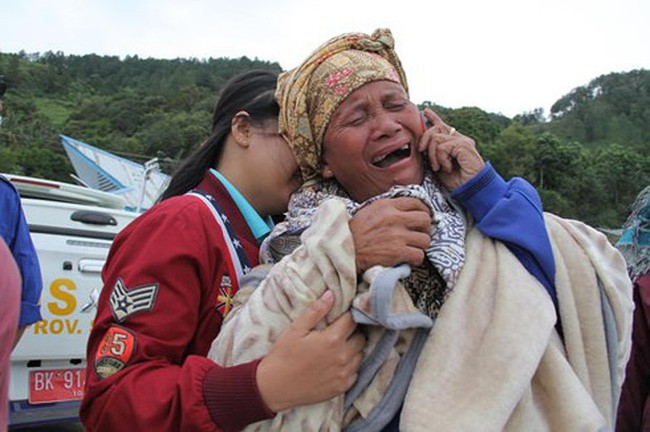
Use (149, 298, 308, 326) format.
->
(33, 97, 74, 128)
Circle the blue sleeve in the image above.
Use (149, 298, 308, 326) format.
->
(451, 163, 558, 310)
(0, 178, 43, 326)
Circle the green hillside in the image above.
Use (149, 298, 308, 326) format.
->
(0, 51, 648, 227)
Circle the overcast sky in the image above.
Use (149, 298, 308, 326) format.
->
(2, 0, 649, 117)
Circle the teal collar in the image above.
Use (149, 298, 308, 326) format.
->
(209, 169, 274, 242)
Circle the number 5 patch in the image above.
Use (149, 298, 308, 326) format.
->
(94, 325, 136, 379)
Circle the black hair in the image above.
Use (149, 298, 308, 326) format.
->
(159, 69, 280, 201)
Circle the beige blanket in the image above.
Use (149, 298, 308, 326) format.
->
(209, 201, 633, 431)
(401, 212, 633, 431)
(210, 199, 435, 431)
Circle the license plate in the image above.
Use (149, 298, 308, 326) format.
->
(29, 368, 86, 404)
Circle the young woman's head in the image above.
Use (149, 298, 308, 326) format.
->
(160, 69, 299, 213)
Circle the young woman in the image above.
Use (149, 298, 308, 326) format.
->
(80, 70, 365, 432)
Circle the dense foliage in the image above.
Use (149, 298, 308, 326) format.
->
(0, 51, 648, 228)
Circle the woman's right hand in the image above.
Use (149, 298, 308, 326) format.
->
(419, 108, 485, 191)
(350, 197, 431, 272)
(256, 290, 365, 413)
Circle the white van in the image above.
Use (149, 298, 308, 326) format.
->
(5, 174, 139, 427)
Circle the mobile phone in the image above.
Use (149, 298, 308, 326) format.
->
(421, 111, 433, 129)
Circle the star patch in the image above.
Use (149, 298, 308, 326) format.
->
(216, 275, 234, 318)
(109, 278, 159, 322)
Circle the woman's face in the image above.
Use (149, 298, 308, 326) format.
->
(248, 119, 302, 216)
(322, 80, 424, 202)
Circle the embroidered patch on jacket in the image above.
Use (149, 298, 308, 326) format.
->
(94, 325, 136, 379)
(215, 274, 234, 318)
(109, 278, 159, 322)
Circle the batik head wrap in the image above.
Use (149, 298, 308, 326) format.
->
(276, 28, 408, 184)
(617, 185, 650, 281)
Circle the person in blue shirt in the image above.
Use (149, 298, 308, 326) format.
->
(0, 238, 21, 428)
(0, 175, 43, 347)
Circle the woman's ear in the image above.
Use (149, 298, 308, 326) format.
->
(231, 111, 251, 148)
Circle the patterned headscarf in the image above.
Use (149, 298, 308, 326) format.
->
(276, 28, 408, 184)
(617, 185, 650, 281)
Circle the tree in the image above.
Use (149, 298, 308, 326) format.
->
(514, 108, 546, 126)
(483, 122, 537, 181)
(534, 133, 586, 191)
(592, 144, 650, 225)
(441, 107, 509, 145)
(548, 69, 650, 148)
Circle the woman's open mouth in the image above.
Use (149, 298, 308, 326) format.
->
(371, 144, 411, 168)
